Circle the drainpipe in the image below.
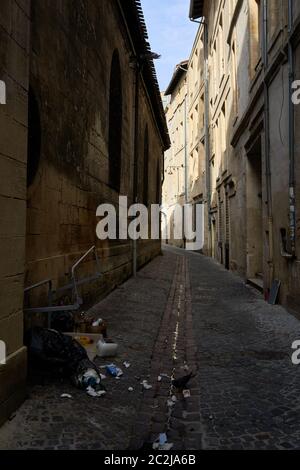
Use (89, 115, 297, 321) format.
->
(276, 0, 295, 259)
(183, 86, 188, 249)
(190, 17, 211, 250)
(262, 0, 274, 284)
(203, 20, 211, 236)
(177, 64, 189, 247)
(287, 0, 296, 257)
(184, 93, 189, 205)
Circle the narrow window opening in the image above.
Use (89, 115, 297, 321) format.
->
(143, 124, 149, 206)
(108, 49, 123, 192)
(27, 87, 42, 187)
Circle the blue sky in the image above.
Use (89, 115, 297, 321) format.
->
(141, 0, 199, 91)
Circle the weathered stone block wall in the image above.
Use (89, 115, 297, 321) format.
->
(0, 0, 30, 425)
(25, 0, 163, 316)
(134, 86, 163, 265)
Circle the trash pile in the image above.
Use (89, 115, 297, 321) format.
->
(74, 313, 108, 338)
(25, 316, 133, 399)
(25, 312, 197, 453)
(25, 327, 106, 398)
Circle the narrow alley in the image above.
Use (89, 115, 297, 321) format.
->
(0, 247, 299, 451)
(2, 0, 300, 457)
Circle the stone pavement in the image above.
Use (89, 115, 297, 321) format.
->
(129, 253, 200, 451)
(1, 246, 300, 450)
(0, 251, 177, 450)
(186, 248, 300, 450)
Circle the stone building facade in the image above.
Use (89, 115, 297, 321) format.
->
(163, 28, 207, 248)
(164, 0, 300, 314)
(163, 61, 188, 247)
(188, 0, 300, 313)
(0, 0, 169, 425)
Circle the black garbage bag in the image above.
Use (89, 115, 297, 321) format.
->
(25, 328, 105, 395)
(50, 311, 75, 333)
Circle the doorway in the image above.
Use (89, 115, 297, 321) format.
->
(246, 136, 263, 289)
(225, 190, 230, 270)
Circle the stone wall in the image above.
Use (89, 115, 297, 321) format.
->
(25, 0, 164, 318)
(0, 0, 30, 426)
(193, 0, 300, 314)
(0, 0, 167, 425)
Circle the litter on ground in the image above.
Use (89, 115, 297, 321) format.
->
(152, 433, 174, 451)
(167, 399, 175, 408)
(160, 373, 171, 379)
(141, 380, 152, 390)
(86, 386, 106, 398)
(96, 339, 118, 358)
(106, 364, 123, 378)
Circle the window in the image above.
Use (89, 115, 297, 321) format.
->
(200, 94, 205, 127)
(108, 49, 123, 192)
(215, 118, 220, 159)
(231, 38, 238, 115)
(268, 0, 281, 42)
(143, 124, 149, 206)
(210, 156, 215, 191)
(221, 104, 226, 154)
(218, 14, 225, 77)
(213, 40, 218, 98)
(249, 0, 262, 75)
(156, 160, 161, 204)
(27, 87, 41, 187)
(218, 192, 224, 245)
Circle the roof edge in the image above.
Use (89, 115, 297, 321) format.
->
(165, 61, 188, 96)
(118, 0, 170, 150)
(189, 0, 204, 20)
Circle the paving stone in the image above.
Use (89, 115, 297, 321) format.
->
(1, 246, 300, 450)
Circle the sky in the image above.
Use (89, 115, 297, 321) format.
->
(141, 0, 199, 91)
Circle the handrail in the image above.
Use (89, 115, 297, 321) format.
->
(23, 247, 102, 324)
(24, 279, 52, 294)
(71, 246, 101, 306)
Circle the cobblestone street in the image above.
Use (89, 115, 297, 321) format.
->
(1, 247, 300, 450)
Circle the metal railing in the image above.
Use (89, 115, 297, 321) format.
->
(24, 246, 102, 327)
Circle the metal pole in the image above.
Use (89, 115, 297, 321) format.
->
(262, 0, 275, 286)
(288, 0, 296, 255)
(132, 61, 141, 277)
(190, 17, 211, 252)
(203, 20, 211, 239)
(184, 94, 188, 205)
